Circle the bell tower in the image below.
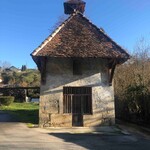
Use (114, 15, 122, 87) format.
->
(64, 0, 86, 14)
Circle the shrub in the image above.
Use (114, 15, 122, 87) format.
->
(0, 96, 14, 106)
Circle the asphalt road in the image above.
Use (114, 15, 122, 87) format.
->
(0, 111, 150, 150)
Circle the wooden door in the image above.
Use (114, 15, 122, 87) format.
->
(72, 96, 83, 126)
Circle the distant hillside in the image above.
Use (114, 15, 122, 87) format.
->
(0, 68, 40, 87)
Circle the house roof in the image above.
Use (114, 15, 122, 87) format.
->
(9, 66, 19, 70)
(31, 12, 130, 62)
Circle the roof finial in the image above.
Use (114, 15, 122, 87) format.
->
(64, 0, 86, 15)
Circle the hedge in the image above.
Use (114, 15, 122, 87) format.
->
(0, 96, 14, 106)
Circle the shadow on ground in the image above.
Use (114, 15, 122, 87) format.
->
(0, 110, 38, 124)
(49, 132, 150, 150)
(0, 111, 18, 122)
(50, 133, 108, 150)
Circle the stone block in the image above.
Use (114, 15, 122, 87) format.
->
(51, 114, 72, 127)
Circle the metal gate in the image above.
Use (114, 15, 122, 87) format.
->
(63, 87, 92, 126)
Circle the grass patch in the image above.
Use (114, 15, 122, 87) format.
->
(0, 102, 39, 124)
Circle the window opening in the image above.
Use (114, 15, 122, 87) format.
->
(63, 87, 92, 114)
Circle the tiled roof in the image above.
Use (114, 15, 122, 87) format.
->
(31, 12, 130, 61)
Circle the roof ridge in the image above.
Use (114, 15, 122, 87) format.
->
(31, 13, 77, 56)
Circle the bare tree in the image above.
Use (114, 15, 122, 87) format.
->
(133, 37, 150, 60)
(0, 61, 11, 70)
(49, 15, 68, 34)
(114, 37, 150, 124)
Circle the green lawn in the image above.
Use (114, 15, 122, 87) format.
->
(0, 102, 39, 124)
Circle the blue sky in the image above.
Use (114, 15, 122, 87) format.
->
(0, 0, 150, 68)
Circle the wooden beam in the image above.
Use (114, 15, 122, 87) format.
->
(108, 60, 116, 86)
(40, 57, 47, 85)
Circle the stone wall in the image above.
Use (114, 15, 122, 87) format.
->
(39, 58, 115, 127)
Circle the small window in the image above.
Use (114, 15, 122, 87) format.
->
(63, 87, 92, 114)
(73, 60, 82, 75)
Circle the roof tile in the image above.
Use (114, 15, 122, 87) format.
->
(31, 12, 130, 60)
